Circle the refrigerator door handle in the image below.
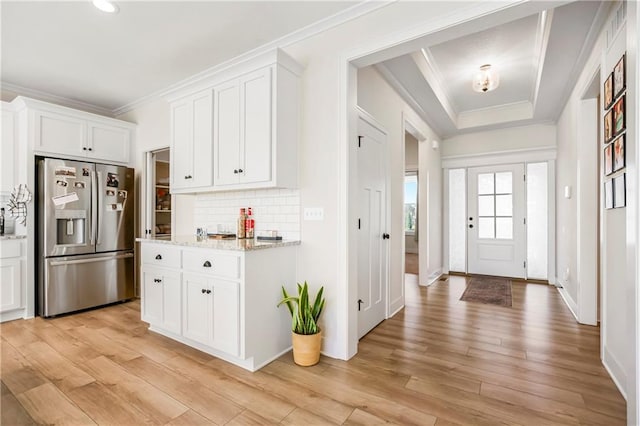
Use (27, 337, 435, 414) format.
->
(49, 253, 134, 267)
(96, 170, 103, 245)
(90, 170, 97, 245)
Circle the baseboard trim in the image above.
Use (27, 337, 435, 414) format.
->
(388, 304, 405, 318)
(556, 285, 579, 322)
(602, 347, 628, 401)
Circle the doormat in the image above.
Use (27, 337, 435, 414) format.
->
(460, 276, 512, 307)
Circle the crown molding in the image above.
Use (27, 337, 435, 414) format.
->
(531, 10, 553, 110)
(0, 81, 114, 117)
(113, 0, 395, 116)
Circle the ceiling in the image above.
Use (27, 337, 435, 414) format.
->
(1, 1, 609, 136)
(1, 1, 357, 114)
(378, 0, 609, 138)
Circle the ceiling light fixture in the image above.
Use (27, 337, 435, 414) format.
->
(472, 64, 499, 93)
(93, 0, 119, 13)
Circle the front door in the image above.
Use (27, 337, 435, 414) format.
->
(467, 163, 526, 278)
(357, 116, 388, 339)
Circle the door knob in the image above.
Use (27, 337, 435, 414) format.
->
(357, 299, 363, 311)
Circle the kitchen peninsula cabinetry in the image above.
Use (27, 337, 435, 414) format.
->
(167, 48, 301, 194)
(170, 90, 213, 191)
(13, 97, 133, 164)
(139, 238, 298, 371)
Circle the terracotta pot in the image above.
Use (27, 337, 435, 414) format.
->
(291, 330, 322, 366)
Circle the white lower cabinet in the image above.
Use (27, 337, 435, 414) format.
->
(0, 238, 26, 322)
(183, 274, 239, 356)
(141, 267, 181, 334)
(139, 241, 296, 371)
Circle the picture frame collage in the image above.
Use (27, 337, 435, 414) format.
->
(603, 53, 626, 209)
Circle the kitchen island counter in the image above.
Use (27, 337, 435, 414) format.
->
(137, 235, 299, 251)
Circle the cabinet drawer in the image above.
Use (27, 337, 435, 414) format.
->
(183, 249, 240, 280)
(0, 240, 23, 259)
(141, 244, 181, 269)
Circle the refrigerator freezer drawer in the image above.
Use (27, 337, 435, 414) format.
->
(42, 252, 134, 317)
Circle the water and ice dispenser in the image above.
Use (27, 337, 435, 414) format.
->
(55, 209, 86, 246)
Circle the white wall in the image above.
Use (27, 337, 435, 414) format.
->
(442, 123, 557, 157)
(357, 66, 441, 310)
(555, 3, 638, 421)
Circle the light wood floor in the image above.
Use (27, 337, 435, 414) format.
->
(1, 276, 626, 425)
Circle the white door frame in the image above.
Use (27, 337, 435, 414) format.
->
(340, 1, 572, 360)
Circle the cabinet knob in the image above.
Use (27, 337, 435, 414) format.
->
(201, 289, 206, 294)
(88, 147, 93, 151)
(155, 254, 162, 260)
(203, 260, 212, 268)
(206, 289, 212, 294)
(233, 169, 238, 174)
(82, 147, 87, 151)
(238, 168, 243, 173)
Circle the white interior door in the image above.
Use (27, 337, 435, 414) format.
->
(468, 163, 526, 278)
(357, 116, 388, 339)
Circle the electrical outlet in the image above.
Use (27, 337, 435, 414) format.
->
(303, 207, 324, 221)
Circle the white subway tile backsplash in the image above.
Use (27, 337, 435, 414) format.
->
(194, 188, 301, 240)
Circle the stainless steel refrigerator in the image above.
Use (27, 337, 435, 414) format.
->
(37, 157, 135, 317)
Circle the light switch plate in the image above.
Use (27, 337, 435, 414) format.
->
(303, 207, 324, 221)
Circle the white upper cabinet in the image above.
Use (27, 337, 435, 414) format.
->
(13, 97, 134, 164)
(1, 103, 17, 194)
(167, 48, 301, 193)
(170, 90, 213, 191)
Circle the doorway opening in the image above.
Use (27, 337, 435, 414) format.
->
(404, 129, 419, 276)
(144, 148, 173, 239)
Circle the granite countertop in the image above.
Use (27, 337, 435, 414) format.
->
(0, 234, 27, 241)
(136, 235, 300, 251)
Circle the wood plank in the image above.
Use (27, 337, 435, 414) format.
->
(344, 408, 391, 425)
(0, 339, 49, 395)
(0, 381, 36, 425)
(164, 409, 215, 426)
(66, 382, 153, 425)
(81, 355, 189, 424)
(16, 383, 96, 425)
(280, 407, 338, 425)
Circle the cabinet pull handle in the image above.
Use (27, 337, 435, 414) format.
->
(201, 289, 206, 294)
(206, 289, 212, 294)
(153, 278, 162, 283)
(203, 260, 212, 268)
(155, 254, 162, 260)
(185, 175, 192, 179)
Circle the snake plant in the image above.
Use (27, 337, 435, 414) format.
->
(278, 281, 325, 335)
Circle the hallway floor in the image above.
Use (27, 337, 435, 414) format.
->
(1, 276, 626, 425)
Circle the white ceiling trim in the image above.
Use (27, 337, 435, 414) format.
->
(457, 100, 533, 129)
(113, 0, 395, 116)
(531, 10, 553, 111)
(374, 63, 435, 132)
(414, 49, 459, 121)
(1, 81, 114, 117)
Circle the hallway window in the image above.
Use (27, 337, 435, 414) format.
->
(526, 162, 548, 280)
(449, 168, 466, 272)
(404, 173, 417, 233)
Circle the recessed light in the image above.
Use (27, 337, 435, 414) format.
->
(93, 0, 119, 14)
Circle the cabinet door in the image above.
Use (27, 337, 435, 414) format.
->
(1, 107, 16, 194)
(240, 67, 273, 185)
(182, 273, 211, 345)
(170, 100, 193, 190)
(211, 278, 240, 356)
(214, 80, 241, 186)
(0, 258, 22, 313)
(87, 122, 130, 163)
(191, 91, 213, 188)
(34, 110, 86, 157)
(161, 270, 182, 334)
(141, 268, 163, 326)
